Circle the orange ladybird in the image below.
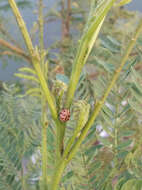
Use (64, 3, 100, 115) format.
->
(59, 109, 70, 122)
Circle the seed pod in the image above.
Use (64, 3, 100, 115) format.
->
(59, 109, 70, 122)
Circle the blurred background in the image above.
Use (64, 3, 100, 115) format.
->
(0, 0, 141, 81)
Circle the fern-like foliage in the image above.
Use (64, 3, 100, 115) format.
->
(1, 0, 142, 189)
(0, 84, 42, 190)
(56, 6, 142, 189)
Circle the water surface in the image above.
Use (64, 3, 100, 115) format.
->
(0, 0, 141, 81)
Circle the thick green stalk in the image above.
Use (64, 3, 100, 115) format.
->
(65, 0, 117, 109)
(39, 1, 48, 189)
(50, 102, 102, 190)
(63, 0, 115, 148)
(66, 18, 142, 163)
(8, 0, 34, 55)
(8, 0, 64, 158)
(8, 0, 56, 118)
(51, 18, 142, 190)
(8, 0, 57, 118)
(21, 166, 26, 190)
(50, 160, 68, 190)
(63, 106, 88, 158)
(41, 112, 48, 190)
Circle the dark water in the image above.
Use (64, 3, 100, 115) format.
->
(0, 0, 141, 81)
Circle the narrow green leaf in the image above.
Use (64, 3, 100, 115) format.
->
(101, 111, 114, 129)
(26, 88, 41, 95)
(14, 73, 39, 83)
(117, 139, 132, 150)
(130, 87, 142, 104)
(121, 179, 142, 190)
(117, 151, 129, 159)
(98, 136, 112, 147)
(114, 177, 130, 190)
(101, 123, 114, 137)
(101, 35, 120, 53)
(94, 56, 115, 73)
(131, 67, 142, 94)
(129, 99, 142, 114)
(18, 67, 36, 75)
(119, 130, 135, 137)
(62, 171, 74, 183)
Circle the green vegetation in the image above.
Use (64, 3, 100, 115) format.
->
(0, 0, 142, 189)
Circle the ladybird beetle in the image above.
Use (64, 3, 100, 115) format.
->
(59, 109, 70, 122)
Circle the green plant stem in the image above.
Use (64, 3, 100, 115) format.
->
(39, 0, 44, 51)
(8, 0, 56, 117)
(65, 0, 117, 109)
(114, 104, 118, 166)
(82, 152, 92, 190)
(66, 17, 142, 162)
(38, 1, 48, 189)
(50, 160, 68, 190)
(41, 110, 48, 190)
(51, 18, 142, 190)
(63, 0, 115, 147)
(8, 0, 64, 158)
(41, 94, 48, 190)
(63, 107, 87, 158)
(21, 165, 26, 190)
(8, 0, 34, 55)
